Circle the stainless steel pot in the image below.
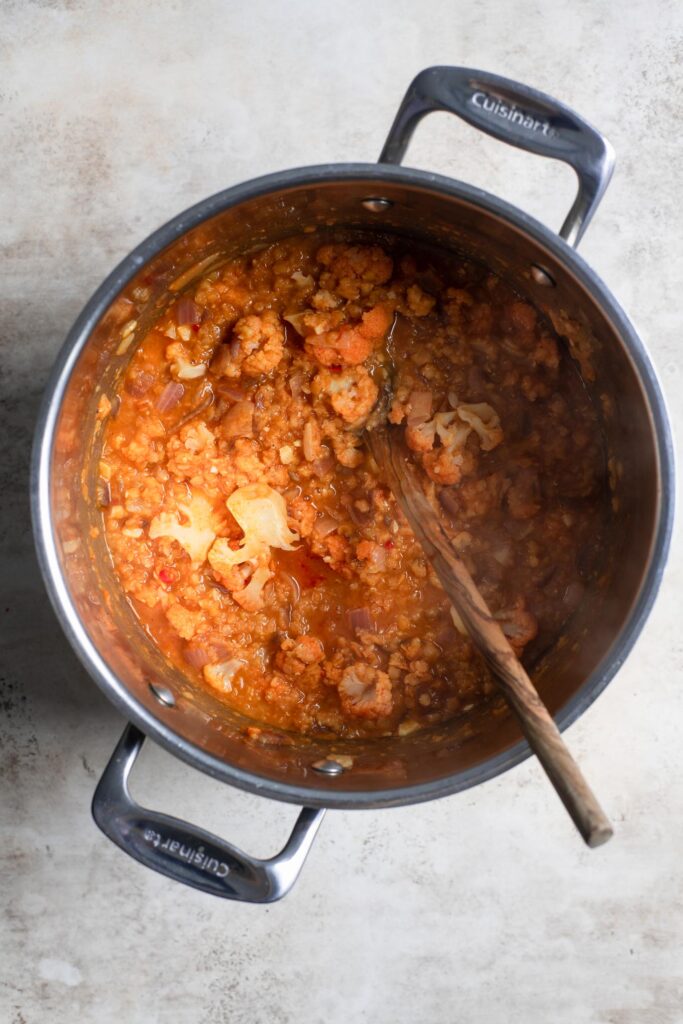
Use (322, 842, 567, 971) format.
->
(31, 67, 674, 902)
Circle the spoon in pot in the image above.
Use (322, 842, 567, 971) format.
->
(366, 420, 613, 848)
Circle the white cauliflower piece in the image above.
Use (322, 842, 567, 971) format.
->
(203, 659, 245, 693)
(456, 402, 503, 452)
(166, 341, 207, 380)
(232, 566, 273, 612)
(149, 492, 217, 563)
(339, 663, 393, 719)
(208, 483, 299, 575)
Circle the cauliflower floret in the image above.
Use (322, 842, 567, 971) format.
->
(312, 365, 378, 424)
(207, 482, 298, 577)
(275, 636, 325, 685)
(166, 604, 202, 640)
(338, 662, 393, 719)
(456, 403, 503, 452)
(317, 244, 393, 299)
(232, 566, 273, 612)
(166, 341, 207, 380)
(306, 305, 392, 367)
(494, 600, 538, 656)
(406, 284, 436, 317)
(149, 491, 217, 563)
(214, 311, 285, 379)
(203, 659, 245, 693)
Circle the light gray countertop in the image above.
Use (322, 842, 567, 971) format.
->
(2, 2, 682, 1022)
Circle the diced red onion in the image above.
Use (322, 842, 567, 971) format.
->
(368, 545, 387, 571)
(171, 390, 214, 432)
(176, 297, 201, 325)
(438, 489, 461, 519)
(312, 453, 335, 478)
(156, 380, 185, 412)
(96, 478, 111, 507)
(348, 607, 373, 632)
(222, 400, 254, 439)
(303, 421, 320, 462)
(126, 371, 155, 397)
(289, 372, 304, 398)
(406, 390, 433, 426)
(183, 644, 213, 668)
(313, 514, 339, 538)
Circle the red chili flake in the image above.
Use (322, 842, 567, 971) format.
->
(329, 364, 343, 373)
(384, 539, 395, 549)
(158, 567, 176, 584)
(191, 323, 200, 332)
(228, 539, 242, 551)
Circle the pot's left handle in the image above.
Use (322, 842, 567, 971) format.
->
(92, 724, 325, 902)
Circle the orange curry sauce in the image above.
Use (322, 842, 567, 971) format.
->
(99, 237, 607, 738)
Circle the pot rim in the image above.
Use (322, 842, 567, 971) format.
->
(31, 163, 675, 810)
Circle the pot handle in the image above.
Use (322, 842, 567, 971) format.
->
(379, 66, 615, 247)
(92, 723, 325, 902)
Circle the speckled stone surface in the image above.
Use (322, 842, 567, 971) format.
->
(2, 3, 682, 1022)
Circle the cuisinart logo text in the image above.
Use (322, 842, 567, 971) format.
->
(470, 91, 558, 138)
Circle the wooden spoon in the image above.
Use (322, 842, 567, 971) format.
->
(367, 424, 613, 848)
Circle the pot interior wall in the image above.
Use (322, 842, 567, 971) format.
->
(47, 176, 662, 801)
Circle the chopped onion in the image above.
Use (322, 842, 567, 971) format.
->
(303, 421, 320, 462)
(222, 400, 254, 439)
(176, 297, 201, 325)
(406, 390, 433, 425)
(184, 643, 213, 668)
(216, 382, 247, 402)
(96, 478, 111, 508)
(438, 488, 461, 519)
(312, 452, 335, 478)
(155, 381, 185, 412)
(448, 391, 460, 409)
(171, 389, 214, 431)
(313, 514, 339, 538)
(283, 312, 308, 335)
(289, 371, 304, 398)
(125, 371, 155, 398)
(348, 607, 373, 632)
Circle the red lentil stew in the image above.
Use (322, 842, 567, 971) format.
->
(98, 236, 608, 738)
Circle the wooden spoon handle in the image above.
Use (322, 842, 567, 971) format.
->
(371, 430, 613, 848)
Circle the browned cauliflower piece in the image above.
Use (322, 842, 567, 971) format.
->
(338, 662, 393, 719)
(214, 311, 285, 379)
(275, 636, 325, 686)
(312, 365, 378, 424)
(317, 244, 393, 300)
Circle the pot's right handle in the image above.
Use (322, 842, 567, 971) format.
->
(379, 66, 615, 247)
(92, 723, 325, 902)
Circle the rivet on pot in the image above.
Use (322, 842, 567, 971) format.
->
(149, 682, 176, 707)
(312, 758, 345, 776)
(531, 264, 556, 287)
(361, 197, 393, 212)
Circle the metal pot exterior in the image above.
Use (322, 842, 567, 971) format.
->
(31, 164, 675, 812)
